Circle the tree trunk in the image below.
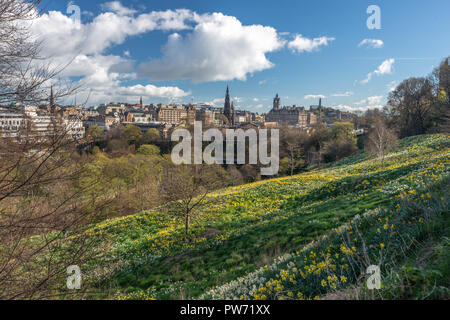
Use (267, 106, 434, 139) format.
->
(185, 214, 190, 240)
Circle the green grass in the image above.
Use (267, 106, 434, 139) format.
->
(81, 134, 450, 300)
(201, 175, 449, 300)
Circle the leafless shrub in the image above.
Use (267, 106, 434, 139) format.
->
(365, 120, 398, 167)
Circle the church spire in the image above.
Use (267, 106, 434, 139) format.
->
(225, 85, 230, 102)
(140, 96, 143, 106)
(318, 98, 322, 122)
(224, 85, 233, 126)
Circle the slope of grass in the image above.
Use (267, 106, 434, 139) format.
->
(83, 134, 450, 300)
(202, 175, 449, 300)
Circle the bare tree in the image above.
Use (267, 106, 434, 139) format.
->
(0, 121, 111, 299)
(226, 165, 243, 186)
(386, 77, 434, 138)
(428, 57, 450, 133)
(160, 164, 225, 239)
(0, 1, 106, 299)
(365, 120, 398, 167)
(305, 123, 328, 166)
(0, 0, 78, 107)
(280, 128, 305, 175)
(441, 108, 450, 133)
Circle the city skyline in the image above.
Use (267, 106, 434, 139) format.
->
(30, 0, 450, 112)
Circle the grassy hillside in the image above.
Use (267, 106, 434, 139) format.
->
(84, 134, 450, 300)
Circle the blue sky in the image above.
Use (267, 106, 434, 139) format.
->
(37, 0, 450, 112)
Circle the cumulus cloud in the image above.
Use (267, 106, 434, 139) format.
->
(138, 13, 285, 82)
(202, 98, 225, 107)
(288, 34, 335, 53)
(332, 91, 354, 97)
(24, 4, 333, 103)
(358, 39, 384, 48)
(387, 81, 398, 92)
(60, 54, 189, 103)
(355, 95, 383, 105)
(304, 94, 326, 100)
(329, 105, 370, 113)
(361, 58, 395, 84)
(353, 95, 384, 110)
(101, 1, 137, 16)
(24, 7, 196, 103)
(115, 84, 190, 98)
(329, 96, 385, 113)
(28, 9, 194, 57)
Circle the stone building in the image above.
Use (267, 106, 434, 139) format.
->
(265, 94, 317, 127)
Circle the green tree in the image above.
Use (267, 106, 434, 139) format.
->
(86, 125, 104, 142)
(143, 128, 160, 144)
(136, 144, 160, 156)
(329, 122, 356, 143)
(121, 124, 143, 145)
(323, 122, 357, 163)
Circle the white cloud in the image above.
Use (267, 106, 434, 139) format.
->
(329, 104, 354, 112)
(28, 9, 194, 57)
(355, 95, 383, 106)
(138, 12, 285, 82)
(387, 81, 398, 92)
(330, 105, 364, 113)
(350, 95, 384, 110)
(325, 96, 385, 114)
(361, 58, 395, 84)
(304, 94, 326, 100)
(203, 98, 225, 107)
(358, 39, 384, 49)
(101, 1, 137, 16)
(82, 11, 94, 17)
(24, 8, 197, 103)
(253, 98, 259, 102)
(23, 5, 336, 103)
(60, 54, 190, 103)
(115, 84, 190, 98)
(288, 34, 335, 53)
(376, 59, 395, 75)
(331, 91, 354, 97)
